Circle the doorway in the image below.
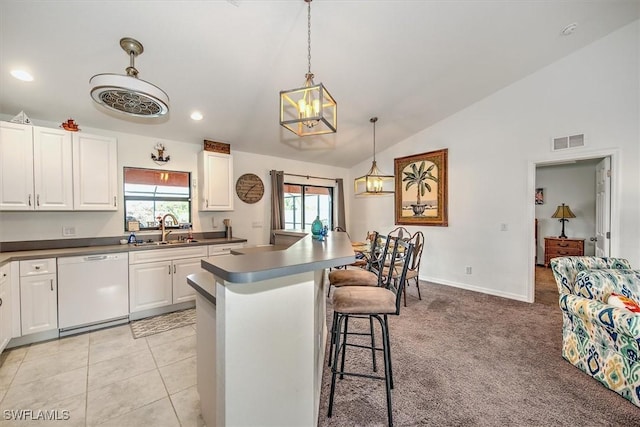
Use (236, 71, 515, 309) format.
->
(528, 150, 619, 304)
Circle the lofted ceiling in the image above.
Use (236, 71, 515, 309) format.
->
(1, 0, 638, 168)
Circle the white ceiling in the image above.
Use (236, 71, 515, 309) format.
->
(1, 1, 638, 168)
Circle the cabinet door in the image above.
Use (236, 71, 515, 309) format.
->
(73, 133, 118, 210)
(129, 261, 173, 313)
(198, 151, 233, 211)
(0, 266, 11, 353)
(20, 274, 57, 335)
(0, 122, 34, 210)
(33, 126, 73, 210)
(172, 257, 204, 304)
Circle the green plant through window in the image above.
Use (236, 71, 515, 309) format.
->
(123, 167, 191, 231)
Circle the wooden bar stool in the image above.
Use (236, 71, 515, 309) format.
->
(327, 236, 414, 427)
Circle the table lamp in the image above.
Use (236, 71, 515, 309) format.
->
(551, 203, 576, 238)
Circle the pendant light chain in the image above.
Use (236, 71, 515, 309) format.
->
(371, 117, 378, 161)
(307, 0, 312, 75)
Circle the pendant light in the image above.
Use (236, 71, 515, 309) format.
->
(90, 37, 169, 118)
(280, 0, 337, 136)
(354, 117, 394, 195)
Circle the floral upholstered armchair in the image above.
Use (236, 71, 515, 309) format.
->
(550, 256, 640, 407)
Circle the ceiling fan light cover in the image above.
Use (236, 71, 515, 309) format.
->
(89, 73, 169, 117)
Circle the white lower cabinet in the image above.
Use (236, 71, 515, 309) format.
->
(0, 264, 12, 353)
(19, 259, 57, 335)
(129, 261, 173, 312)
(129, 246, 208, 313)
(173, 257, 203, 304)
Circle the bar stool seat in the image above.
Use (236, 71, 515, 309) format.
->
(333, 286, 396, 313)
(328, 269, 378, 287)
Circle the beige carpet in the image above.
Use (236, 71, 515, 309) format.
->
(318, 281, 640, 426)
(130, 308, 195, 339)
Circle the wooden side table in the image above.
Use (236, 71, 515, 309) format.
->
(544, 237, 585, 267)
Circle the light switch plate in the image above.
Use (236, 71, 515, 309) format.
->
(62, 226, 76, 237)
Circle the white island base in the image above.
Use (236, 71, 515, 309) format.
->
(194, 269, 328, 427)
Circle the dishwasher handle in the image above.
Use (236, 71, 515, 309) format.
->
(85, 255, 108, 261)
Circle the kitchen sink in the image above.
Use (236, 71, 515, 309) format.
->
(134, 240, 199, 247)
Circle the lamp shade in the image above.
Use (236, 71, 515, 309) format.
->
(551, 204, 576, 219)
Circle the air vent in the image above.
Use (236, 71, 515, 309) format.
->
(552, 134, 584, 151)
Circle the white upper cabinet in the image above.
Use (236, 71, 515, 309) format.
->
(0, 122, 73, 210)
(0, 122, 34, 210)
(0, 121, 117, 211)
(198, 151, 233, 211)
(72, 132, 118, 211)
(33, 127, 74, 210)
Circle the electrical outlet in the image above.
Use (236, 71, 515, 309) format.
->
(465, 266, 472, 274)
(500, 223, 508, 231)
(252, 221, 263, 228)
(62, 226, 76, 237)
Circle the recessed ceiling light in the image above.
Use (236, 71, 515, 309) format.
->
(561, 23, 578, 36)
(10, 70, 34, 82)
(190, 111, 203, 121)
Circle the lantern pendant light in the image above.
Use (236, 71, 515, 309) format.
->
(279, 0, 337, 136)
(354, 117, 394, 195)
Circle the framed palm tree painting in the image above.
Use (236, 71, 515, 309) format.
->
(394, 149, 448, 226)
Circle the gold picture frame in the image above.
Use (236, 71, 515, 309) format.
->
(394, 148, 448, 226)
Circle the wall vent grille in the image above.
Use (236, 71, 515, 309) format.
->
(552, 134, 584, 151)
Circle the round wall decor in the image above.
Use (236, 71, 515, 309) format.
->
(235, 173, 265, 204)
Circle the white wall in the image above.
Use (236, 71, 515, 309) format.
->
(0, 119, 350, 245)
(535, 161, 599, 261)
(349, 20, 640, 302)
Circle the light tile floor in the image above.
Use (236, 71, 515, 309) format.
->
(0, 324, 204, 426)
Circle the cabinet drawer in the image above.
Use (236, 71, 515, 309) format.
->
(545, 240, 582, 250)
(20, 258, 56, 276)
(546, 248, 582, 257)
(208, 243, 244, 256)
(129, 246, 208, 264)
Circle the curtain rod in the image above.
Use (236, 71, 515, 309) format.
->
(270, 171, 338, 182)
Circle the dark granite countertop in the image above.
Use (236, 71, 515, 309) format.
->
(201, 232, 354, 283)
(0, 237, 247, 266)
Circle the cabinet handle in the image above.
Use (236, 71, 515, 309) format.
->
(173, 265, 176, 274)
(0, 297, 3, 307)
(28, 194, 31, 206)
(2, 273, 6, 277)
(36, 194, 40, 206)
(205, 199, 209, 208)
(34, 265, 41, 270)
(50, 279, 53, 291)
(113, 196, 116, 207)
(169, 265, 172, 275)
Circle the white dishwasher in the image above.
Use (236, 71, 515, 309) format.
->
(57, 253, 129, 336)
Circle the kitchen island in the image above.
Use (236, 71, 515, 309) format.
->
(188, 230, 354, 427)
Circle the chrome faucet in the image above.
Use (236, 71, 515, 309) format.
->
(160, 213, 179, 242)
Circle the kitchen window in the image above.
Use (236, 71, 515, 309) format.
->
(123, 167, 191, 231)
(284, 184, 333, 231)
